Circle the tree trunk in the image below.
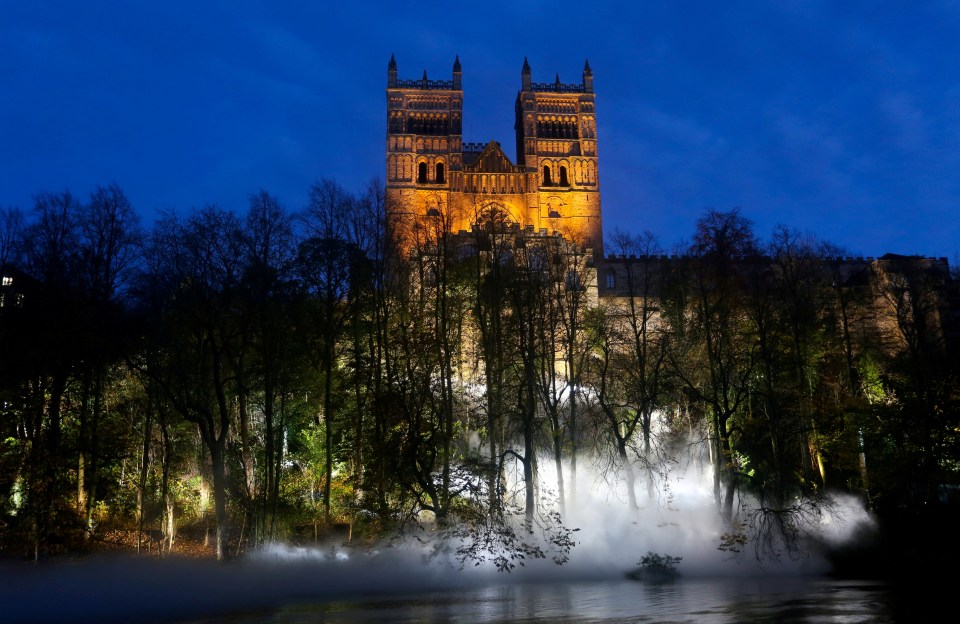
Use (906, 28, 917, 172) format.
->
(86, 372, 103, 535)
(137, 406, 153, 555)
(522, 321, 538, 522)
(35, 372, 67, 561)
(552, 427, 566, 517)
(262, 382, 275, 545)
(719, 417, 736, 523)
(77, 374, 90, 521)
(567, 336, 578, 507)
(210, 441, 229, 560)
(160, 417, 175, 554)
(323, 345, 334, 527)
(642, 416, 655, 500)
(620, 439, 639, 512)
(237, 391, 255, 501)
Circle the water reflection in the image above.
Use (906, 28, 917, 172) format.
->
(3, 553, 939, 624)
(210, 578, 906, 624)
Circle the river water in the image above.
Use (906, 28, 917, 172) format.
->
(183, 577, 931, 624)
(1, 554, 939, 624)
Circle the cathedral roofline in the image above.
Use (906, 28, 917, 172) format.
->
(387, 55, 463, 91)
(518, 57, 592, 93)
(461, 141, 525, 172)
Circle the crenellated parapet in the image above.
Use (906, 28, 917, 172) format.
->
(394, 78, 456, 90)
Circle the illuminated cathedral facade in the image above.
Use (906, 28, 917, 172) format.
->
(385, 55, 604, 263)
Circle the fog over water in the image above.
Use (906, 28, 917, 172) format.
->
(1, 459, 876, 624)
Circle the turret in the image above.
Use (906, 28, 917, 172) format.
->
(521, 57, 531, 91)
(388, 53, 397, 88)
(583, 59, 593, 92)
(453, 55, 462, 90)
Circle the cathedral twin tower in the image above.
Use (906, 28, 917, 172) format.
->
(386, 55, 604, 261)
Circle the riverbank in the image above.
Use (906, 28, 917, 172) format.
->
(0, 523, 217, 563)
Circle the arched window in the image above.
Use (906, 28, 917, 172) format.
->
(436, 162, 445, 184)
(477, 203, 514, 231)
(559, 166, 569, 186)
(543, 164, 552, 186)
(417, 162, 427, 184)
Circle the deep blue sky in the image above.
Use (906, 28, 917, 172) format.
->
(3, 2, 958, 259)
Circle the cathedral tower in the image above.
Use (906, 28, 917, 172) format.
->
(386, 55, 603, 260)
(385, 54, 463, 251)
(515, 58, 603, 256)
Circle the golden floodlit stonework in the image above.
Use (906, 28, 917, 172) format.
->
(386, 55, 603, 262)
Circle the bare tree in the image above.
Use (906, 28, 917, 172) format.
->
(142, 206, 246, 560)
(298, 178, 363, 527)
(20, 190, 82, 559)
(670, 209, 759, 522)
(242, 189, 298, 543)
(0, 206, 24, 267)
(76, 184, 142, 531)
(586, 230, 670, 511)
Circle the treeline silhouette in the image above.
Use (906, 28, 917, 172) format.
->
(0, 179, 957, 574)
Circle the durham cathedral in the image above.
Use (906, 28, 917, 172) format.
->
(386, 55, 603, 275)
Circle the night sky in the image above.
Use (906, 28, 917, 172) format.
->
(3, 2, 958, 260)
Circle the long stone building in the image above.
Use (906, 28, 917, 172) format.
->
(384, 55, 958, 354)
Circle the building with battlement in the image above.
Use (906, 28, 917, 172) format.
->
(383, 55, 957, 354)
(385, 55, 603, 264)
